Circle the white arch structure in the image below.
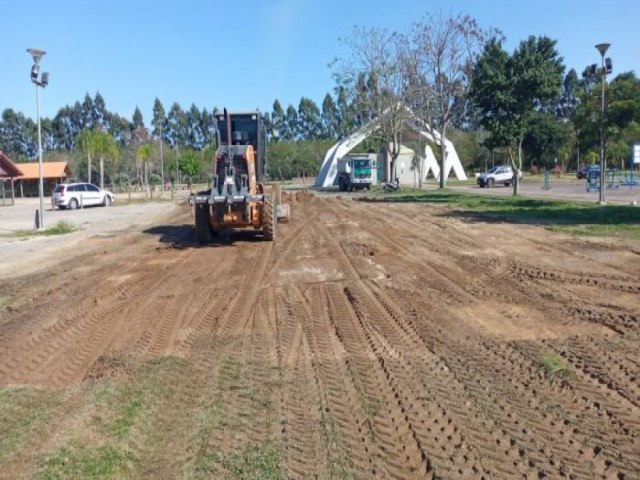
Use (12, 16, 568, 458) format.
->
(314, 107, 467, 188)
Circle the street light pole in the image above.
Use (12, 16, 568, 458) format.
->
(35, 83, 44, 228)
(27, 48, 48, 229)
(595, 43, 611, 205)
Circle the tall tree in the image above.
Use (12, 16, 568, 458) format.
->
(321, 93, 339, 140)
(297, 97, 321, 140)
(76, 129, 98, 182)
(271, 100, 286, 141)
(92, 92, 109, 130)
(335, 26, 411, 182)
(94, 131, 119, 188)
(186, 103, 203, 149)
(151, 98, 166, 139)
(132, 106, 145, 129)
(167, 102, 187, 147)
(136, 143, 157, 190)
(0, 109, 37, 159)
(470, 36, 564, 194)
(410, 12, 493, 188)
(284, 104, 299, 140)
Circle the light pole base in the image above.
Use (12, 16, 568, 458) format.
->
(597, 200, 607, 206)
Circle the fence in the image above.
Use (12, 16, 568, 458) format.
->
(0, 180, 16, 206)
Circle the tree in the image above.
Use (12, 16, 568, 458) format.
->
(298, 97, 321, 140)
(136, 143, 157, 190)
(410, 12, 493, 188)
(167, 103, 187, 147)
(271, 100, 286, 141)
(94, 131, 119, 189)
(321, 93, 339, 139)
(0, 109, 38, 159)
(132, 106, 145, 129)
(335, 26, 412, 182)
(470, 36, 564, 194)
(284, 104, 298, 140)
(177, 150, 203, 178)
(186, 104, 203, 149)
(76, 129, 98, 182)
(151, 98, 166, 139)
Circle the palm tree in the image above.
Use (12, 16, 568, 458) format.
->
(136, 143, 157, 192)
(94, 132, 119, 189)
(76, 129, 97, 182)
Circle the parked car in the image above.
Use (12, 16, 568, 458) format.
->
(477, 166, 514, 188)
(53, 182, 115, 210)
(577, 165, 600, 180)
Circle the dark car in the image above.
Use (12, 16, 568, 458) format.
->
(577, 165, 600, 179)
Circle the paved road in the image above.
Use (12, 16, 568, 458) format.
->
(448, 177, 640, 204)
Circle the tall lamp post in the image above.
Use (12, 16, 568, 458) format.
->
(595, 43, 612, 204)
(27, 48, 49, 229)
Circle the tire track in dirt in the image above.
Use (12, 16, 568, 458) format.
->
(389, 283, 636, 479)
(325, 199, 639, 478)
(315, 204, 524, 477)
(303, 219, 432, 478)
(0, 250, 190, 386)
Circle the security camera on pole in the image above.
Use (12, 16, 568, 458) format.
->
(27, 48, 49, 229)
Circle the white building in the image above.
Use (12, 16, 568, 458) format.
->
(314, 107, 467, 188)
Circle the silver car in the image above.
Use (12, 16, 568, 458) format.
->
(53, 182, 115, 210)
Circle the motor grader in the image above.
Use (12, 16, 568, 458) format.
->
(192, 109, 287, 243)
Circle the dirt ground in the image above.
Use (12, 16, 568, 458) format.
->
(0, 192, 639, 479)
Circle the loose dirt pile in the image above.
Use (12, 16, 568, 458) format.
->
(0, 192, 638, 479)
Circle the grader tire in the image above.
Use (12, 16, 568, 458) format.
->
(262, 197, 276, 241)
(195, 204, 214, 245)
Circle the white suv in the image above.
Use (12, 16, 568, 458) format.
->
(477, 166, 514, 188)
(53, 182, 115, 210)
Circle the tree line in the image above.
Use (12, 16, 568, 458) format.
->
(2, 11, 639, 192)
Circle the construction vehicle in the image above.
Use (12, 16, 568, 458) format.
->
(192, 109, 286, 243)
(336, 156, 373, 191)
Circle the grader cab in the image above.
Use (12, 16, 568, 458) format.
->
(192, 109, 287, 243)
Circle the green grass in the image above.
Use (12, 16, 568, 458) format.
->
(362, 189, 640, 238)
(0, 296, 8, 313)
(0, 388, 53, 464)
(34, 443, 137, 479)
(16, 220, 77, 237)
(540, 355, 575, 380)
(195, 442, 284, 480)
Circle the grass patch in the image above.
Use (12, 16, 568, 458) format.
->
(34, 443, 137, 479)
(320, 410, 356, 480)
(194, 442, 284, 480)
(16, 220, 77, 237)
(0, 296, 8, 313)
(0, 387, 55, 464)
(362, 189, 640, 237)
(540, 355, 575, 380)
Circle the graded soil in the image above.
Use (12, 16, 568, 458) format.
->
(0, 192, 638, 479)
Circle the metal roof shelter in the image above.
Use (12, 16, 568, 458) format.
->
(0, 152, 23, 206)
(315, 106, 467, 188)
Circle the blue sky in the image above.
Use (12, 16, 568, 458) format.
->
(2, 0, 638, 124)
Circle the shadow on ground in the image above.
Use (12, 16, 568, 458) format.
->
(143, 224, 267, 248)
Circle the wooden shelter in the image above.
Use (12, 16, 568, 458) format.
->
(15, 161, 72, 197)
(0, 151, 23, 206)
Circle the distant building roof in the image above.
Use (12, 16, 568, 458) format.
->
(0, 151, 23, 178)
(16, 161, 72, 180)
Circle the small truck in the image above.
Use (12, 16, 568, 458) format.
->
(336, 157, 373, 191)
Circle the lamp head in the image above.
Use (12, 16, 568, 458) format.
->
(595, 43, 611, 57)
(31, 64, 39, 83)
(40, 72, 49, 87)
(27, 48, 46, 65)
